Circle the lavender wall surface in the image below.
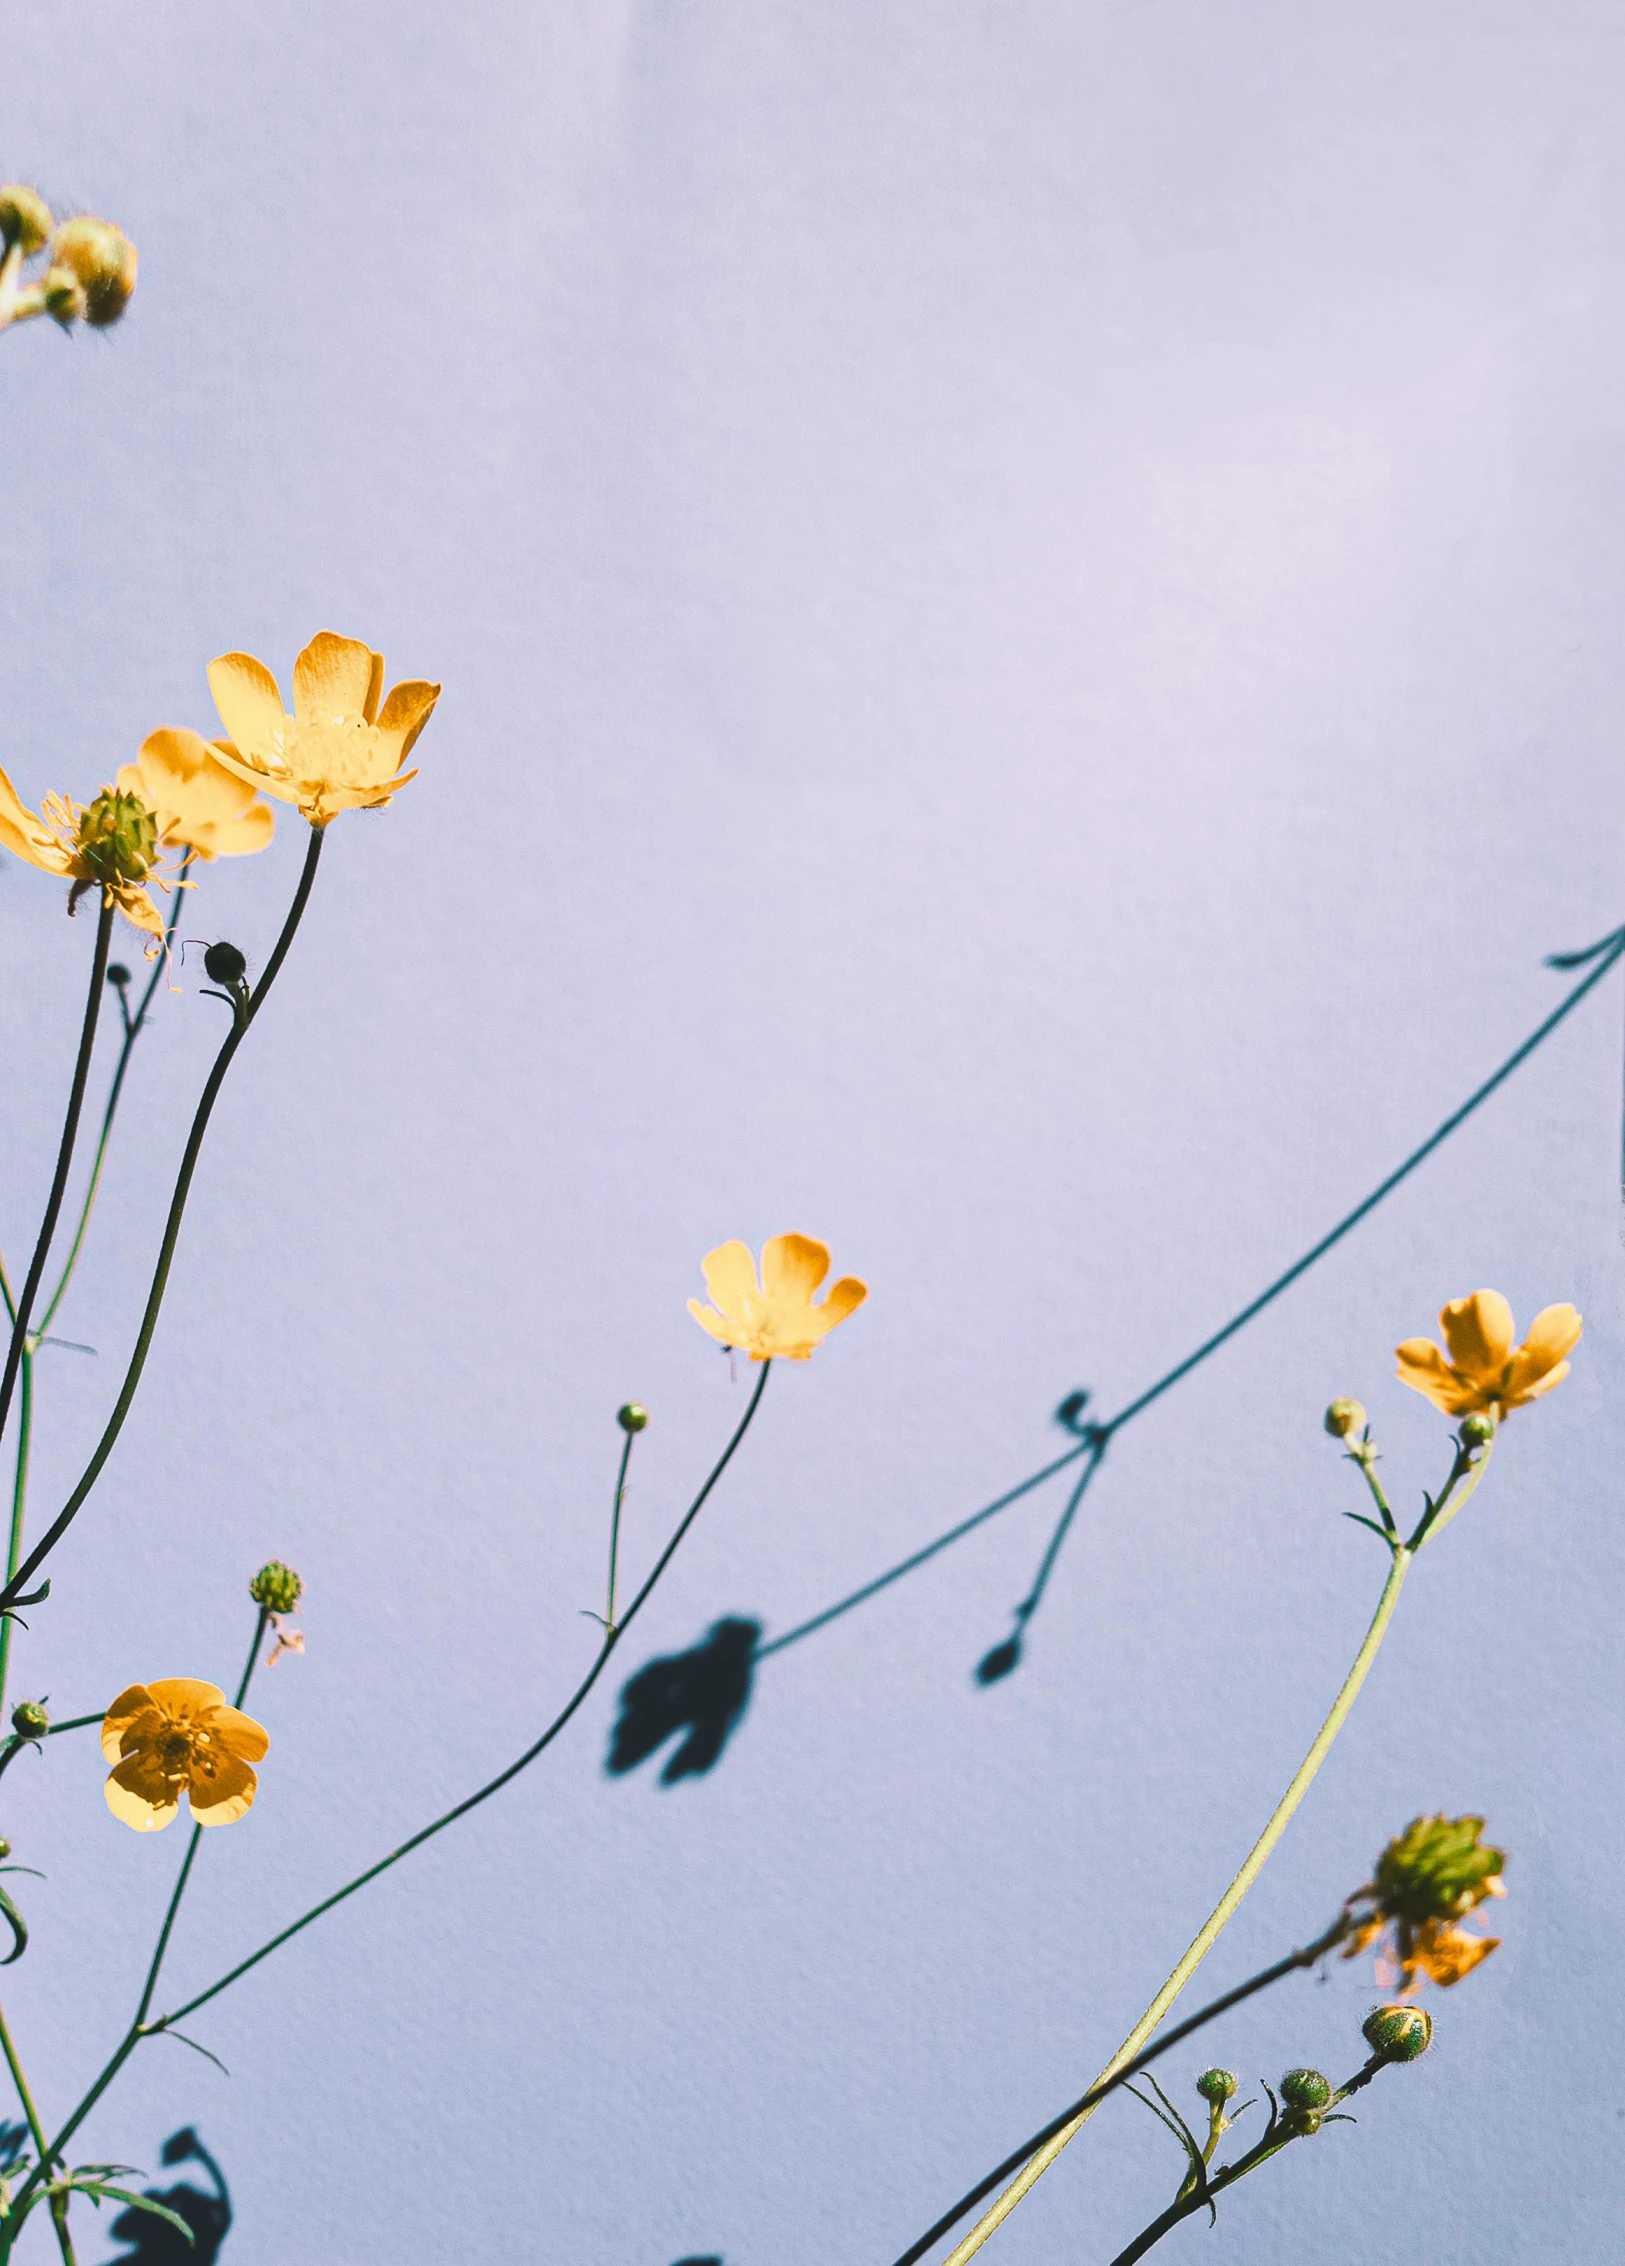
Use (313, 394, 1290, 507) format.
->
(1, 6, 1623, 2261)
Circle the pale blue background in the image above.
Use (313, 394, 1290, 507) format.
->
(1, 5, 1623, 2261)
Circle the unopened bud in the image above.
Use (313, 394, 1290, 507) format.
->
(10, 1702, 47, 1741)
(77, 790, 156, 887)
(249, 1560, 303, 1615)
(0, 186, 52, 257)
(41, 265, 86, 327)
(1362, 2004, 1432, 2061)
(203, 940, 247, 987)
(1458, 1411, 1495, 1450)
(1324, 1398, 1366, 1440)
(1278, 2067, 1332, 2120)
(617, 1402, 649, 1433)
(49, 216, 137, 328)
(1195, 2068, 1238, 2105)
(0, 1838, 12, 1862)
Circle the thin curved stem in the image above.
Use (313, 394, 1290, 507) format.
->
(939, 1545, 1413, 2263)
(0, 1352, 34, 1719)
(12, 1365, 773, 2213)
(0, 830, 325, 1613)
(0, 1993, 73, 2263)
(0, 902, 114, 1457)
(886, 1914, 1351, 2266)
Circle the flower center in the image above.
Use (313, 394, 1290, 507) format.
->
(76, 789, 158, 885)
(158, 1730, 194, 1770)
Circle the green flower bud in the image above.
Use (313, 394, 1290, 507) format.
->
(1362, 2004, 1433, 2061)
(1195, 2068, 1238, 2105)
(10, 1702, 47, 1741)
(0, 185, 52, 257)
(48, 216, 137, 328)
(249, 1560, 303, 1615)
(1278, 2068, 1332, 2114)
(203, 941, 247, 987)
(617, 1402, 649, 1433)
(0, 1837, 13, 1861)
(106, 963, 131, 990)
(76, 790, 156, 887)
(1324, 1398, 1366, 1440)
(1458, 1411, 1495, 1449)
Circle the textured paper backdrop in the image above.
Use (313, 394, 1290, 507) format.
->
(1, 6, 1623, 2260)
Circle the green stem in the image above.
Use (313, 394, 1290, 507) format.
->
(605, 1430, 635, 1633)
(0, 1354, 33, 1720)
(0, 903, 114, 1458)
(0, 829, 325, 1613)
(34, 857, 193, 1345)
(940, 1545, 1414, 2264)
(12, 1365, 774, 2215)
(0, 1995, 73, 2264)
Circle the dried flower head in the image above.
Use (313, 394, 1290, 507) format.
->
(0, 769, 176, 944)
(1343, 1814, 1505, 1994)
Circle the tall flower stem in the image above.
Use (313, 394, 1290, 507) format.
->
(0, 875, 192, 1725)
(0, 830, 325, 1614)
(938, 1545, 1414, 2264)
(0, 902, 114, 1458)
(0, 1994, 74, 2264)
(9, 1365, 773, 2216)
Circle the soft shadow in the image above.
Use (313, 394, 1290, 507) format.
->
(101, 2127, 231, 2264)
(607, 1618, 760, 1784)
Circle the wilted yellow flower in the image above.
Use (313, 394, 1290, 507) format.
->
(1396, 1290, 1581, 1419)
(0, 768, 173, 943)
(116, 728, 274, 862)
(101, 1677, 268, 1832)
(688, 1234, 866, 1362)
(1343, 1814, 1505, 1995)
(207, 631, 439, 827)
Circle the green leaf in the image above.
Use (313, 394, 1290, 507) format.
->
(0, 1884, 28, 1966)
(65, 2183, 195, 2241)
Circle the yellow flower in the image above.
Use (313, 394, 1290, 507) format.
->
(101, 1677, 269, 1832)
(0, 768, 173, 943)
(1395, 1290, 1581, 1419)
(688, 1234, 867, 1362)
(115, 728, 274, 862)
(206, 630, 439, 827)
(1342, 1814, 1505, 1996)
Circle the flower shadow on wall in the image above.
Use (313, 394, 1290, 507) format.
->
(99, 2130, 230, 2265)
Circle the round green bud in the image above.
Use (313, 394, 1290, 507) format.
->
(49, 216, 138, 327)
(76, 790, 156, 887)
(10, 1702, 47, 1741)
(1278, 2068, 1332, 2113)
(249, 1560, 303, 1615)
(1195, 2068, 1238, 2105)
(106, 963, 131, 989)
(0, 185, 52, 256)
(0, 1838, 13, 1861)
(203, 940, 247, 987)
(1362, 2004, 1433, 2062)
(1458, 1411, 1495, 1449)
(617, 1402, 649, 1433)
(1324, 1398, 1366, 1440)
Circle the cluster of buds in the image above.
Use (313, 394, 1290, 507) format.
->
(0, 184, 137, 335)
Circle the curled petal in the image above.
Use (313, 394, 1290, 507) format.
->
(1439, 1291, 1515, 1382)
(102, 1684, 159, 1763)
(687, 1298, 738, 1348)
(1503, 1304, 1583, 1400)
(375, 679, 441, 762)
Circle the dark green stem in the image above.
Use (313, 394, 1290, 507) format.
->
(0, 1994, 73, 2262)
(0, 1354, 33, 1719)
(158, 1362, 772, 2027)
(886, 1913, 1352, 2266)
(0, 902, 114, 1456)
(0, 829, 325, 1612)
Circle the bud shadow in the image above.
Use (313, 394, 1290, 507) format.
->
(606, 1618, 761, 1785)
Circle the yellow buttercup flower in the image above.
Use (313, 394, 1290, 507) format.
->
(101, 1677, 269, 1832)
(206, 630, 439, 828)
(1395, 1290, 1581, 1419)
(688, 1234, 867, 1362)
(116, 728, 274, 862)
(0, 768, 173, 944)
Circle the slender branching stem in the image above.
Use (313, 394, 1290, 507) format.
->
(0, 1354, 34, 1721)
(938, 1545, 1415, 2263)
(0, 1993, 73, 2262)
(0, 830, 325, 1613)
(0, 902, 114, 1457)
(604, 1429, 636, 1633)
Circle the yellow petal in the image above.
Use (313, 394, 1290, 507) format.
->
(109, 882, 166, 940)
(105, 1754, 180, 1832)
(814, 1275, 867, 1331)
(761, 1234, 831, 1306)
(293, 632, 382, 727)
(374, 678, 441, 763)
(687, 1298, 738, 1347)
(209, 1703, 269, 1764)
(700, 1241, 762, 1326)
(207, 652, 288, 755)
(0, 764, 70, 875)
(208, 740, 305, 808)
(1394, 1340, 1475, 1415)
(1439, 1291, 1515, 1382)
(144, 1677, 228, 1718)
(102, 1683, 158, 1763)
(1507, 1359, 1571, 1408)
(1503, 1303, 1583, 1399)
(187, 1752, 258, 1827)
